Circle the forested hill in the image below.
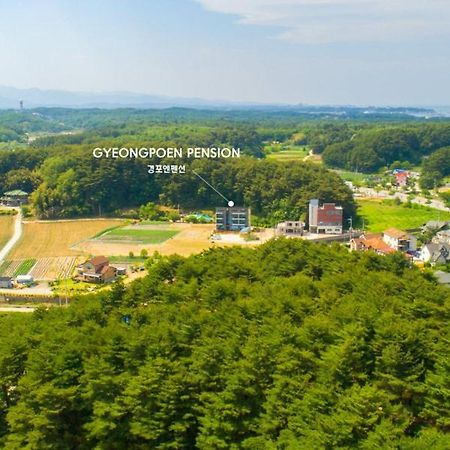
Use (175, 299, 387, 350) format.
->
(321, 124, 450, 176)
(0, 148, 355, 223)
(1, 239, 449, 449)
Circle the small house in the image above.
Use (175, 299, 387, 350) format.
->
(383, 228, 417, 252)
(420, 243, 450, 265)
(76, 256, 117, 283)
(115, 267, 127, 276)
(276, 221, 305, 236)
(433, 229, 450, 246)
(0, 277, 13, 289)
(421, 221, 449, 233)
(16, 274, 34, 285)
(0, 190, 29, 207)
(394, 171, 409, 187)
(350, 233, 396, 255)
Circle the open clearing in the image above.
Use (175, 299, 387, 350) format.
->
(9, 219, 126, 259)
(334, 170, 373, 184)
(356, 199, 450, 232)
(0, 216, 14, 250)
(266, 145, 309, 161)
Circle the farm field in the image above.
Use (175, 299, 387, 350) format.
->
(30, 257, 81, 280)
(266, 144, 309, 161)
(356, 199, 450, 232)
(9, 219, 126, 259)
(75, 222, 216, 257)
(0, 259, 35, 277)
(75, 222, 274, 258)
(14, 259, 36, 276)
(0, 216, 14, 250)
(97, 224, 179, 244)
(0, 257, 80, 280)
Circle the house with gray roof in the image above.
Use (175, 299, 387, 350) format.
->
(433, 229, 450, 246)
(421, 220, 449, 232)
(420, 243, 450, 265)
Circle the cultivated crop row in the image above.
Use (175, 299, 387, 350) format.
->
(29, 256, 79, 280)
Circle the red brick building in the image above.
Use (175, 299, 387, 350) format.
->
(309, 199, 343, 234)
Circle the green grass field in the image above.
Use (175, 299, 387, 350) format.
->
(266, 144, 309, 161)
(334, 170, 372, 184)
(356, 199, 450, 232)
(97, 227, 179, 244)
(14, 259, 37, 276)
(108, 255, 148, 264)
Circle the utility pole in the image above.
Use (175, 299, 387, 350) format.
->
(348, 217, 353, 242)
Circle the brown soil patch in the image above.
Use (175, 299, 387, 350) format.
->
(9, 219, 126, 258)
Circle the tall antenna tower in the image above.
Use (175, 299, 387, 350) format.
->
(19, 99, 24, 111)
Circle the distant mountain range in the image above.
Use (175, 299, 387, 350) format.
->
(0, 85, 448, 117)
(0, 86, 239, 109)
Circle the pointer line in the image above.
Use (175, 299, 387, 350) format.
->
(192, 170, 230, 203)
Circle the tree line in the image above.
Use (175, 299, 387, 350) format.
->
(27, 147, 354, 223)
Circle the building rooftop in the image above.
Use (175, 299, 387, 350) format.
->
(16, 275, 33, 281)
(320, 203, 343, 209)
(384, 228, 408, 239)
(423, 220, 448, 230)
(423, 243, 441, 253)
(3, 190, 29, 196)
(88, 256, 109, 267)
(364, 235, 396, 254)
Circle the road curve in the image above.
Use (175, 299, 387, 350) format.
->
(0, 209, 23, 263)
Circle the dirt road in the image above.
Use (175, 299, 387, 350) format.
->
(0, 209, 22, 263)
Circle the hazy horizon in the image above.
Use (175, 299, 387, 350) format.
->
(2, 85, 450, 111)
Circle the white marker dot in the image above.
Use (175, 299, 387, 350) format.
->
(228, 200, 235, 207)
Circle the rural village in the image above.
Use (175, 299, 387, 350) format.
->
(1, 165, 450, 309)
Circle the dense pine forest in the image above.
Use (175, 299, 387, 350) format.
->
(0, 239, 449, 449)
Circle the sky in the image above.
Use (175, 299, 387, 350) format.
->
(0, 0, 449, 106)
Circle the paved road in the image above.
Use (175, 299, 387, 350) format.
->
(0, 209, 22, 263)
(357, 188, 450, 212)
(0, 282, 52, 296)
(0, 306, 36, 313)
